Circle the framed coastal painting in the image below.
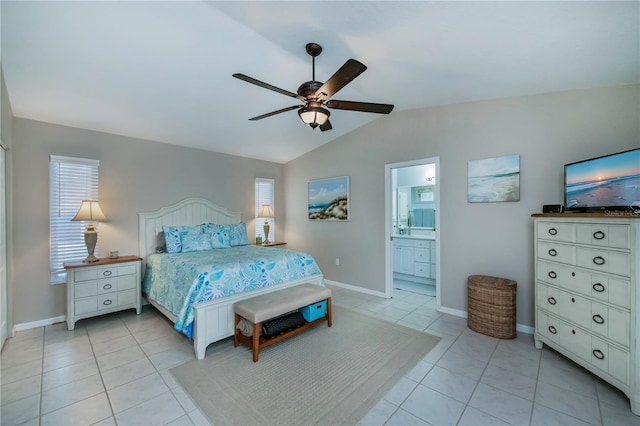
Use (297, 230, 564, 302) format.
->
(468, 154, 520, 202)
(308, 176, 350, 221)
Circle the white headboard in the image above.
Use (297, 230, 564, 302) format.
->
(138, 197, 241, 262)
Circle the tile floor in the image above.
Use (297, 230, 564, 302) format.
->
(2, 285, 639, 425)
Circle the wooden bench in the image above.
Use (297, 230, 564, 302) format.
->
(233, 284, 332, 362)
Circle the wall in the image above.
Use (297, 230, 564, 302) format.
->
(11, 118, 284, 325)
(284, 84, 640, 327)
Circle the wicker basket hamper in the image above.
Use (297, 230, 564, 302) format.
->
(467, 275, 517, 339)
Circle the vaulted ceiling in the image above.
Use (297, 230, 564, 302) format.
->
(2, 1, 638, 163)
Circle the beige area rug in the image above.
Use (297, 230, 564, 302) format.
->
(171, 306, 440, 426)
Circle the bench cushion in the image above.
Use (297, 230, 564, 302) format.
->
(234, 284, 331, 323)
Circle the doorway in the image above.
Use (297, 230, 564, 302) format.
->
(384, 157, 440, 304)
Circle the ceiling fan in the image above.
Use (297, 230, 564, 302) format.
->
(232, 43, 394, 131)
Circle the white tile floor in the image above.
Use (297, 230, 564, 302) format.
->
(2, 285, 639, 425)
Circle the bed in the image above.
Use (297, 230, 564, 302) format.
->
(138, 197, 324, 360)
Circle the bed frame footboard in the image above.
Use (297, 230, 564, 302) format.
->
(192, 274, 324, 359)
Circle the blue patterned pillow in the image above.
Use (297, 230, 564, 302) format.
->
(162, 225, 202, 253)
(207, 224, 231, 249)
(226, 222, 249, 246)
(181, 232, 212, 252)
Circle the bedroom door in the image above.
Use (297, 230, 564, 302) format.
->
(384, 157, 440, 304)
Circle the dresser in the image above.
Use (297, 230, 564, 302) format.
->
(65, 255, 142, 330)
(533, 214, 639, 415)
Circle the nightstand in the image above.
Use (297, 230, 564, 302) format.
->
(259, 241, 287, 247)
(64, 255, 142, 330)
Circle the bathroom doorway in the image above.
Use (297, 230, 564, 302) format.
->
(384, 157, 440, 304)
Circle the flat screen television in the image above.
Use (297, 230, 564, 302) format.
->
(564, 148, 640, 213)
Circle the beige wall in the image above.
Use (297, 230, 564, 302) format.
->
(284, 84, 640, 327)
(11, 119, 284, 325)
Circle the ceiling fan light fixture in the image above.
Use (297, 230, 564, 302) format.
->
(298, 106, 330, 129)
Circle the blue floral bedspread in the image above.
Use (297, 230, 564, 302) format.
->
(142, 246, 323, 338)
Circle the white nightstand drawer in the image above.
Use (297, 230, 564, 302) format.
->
(75, 297, 98, 315)
(117, 275, 136, 291)
(117, 290, 137, 306)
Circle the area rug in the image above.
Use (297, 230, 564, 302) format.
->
(170, 306, 440, 426)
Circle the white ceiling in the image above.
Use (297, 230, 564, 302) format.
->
(2, 1, 638, 163)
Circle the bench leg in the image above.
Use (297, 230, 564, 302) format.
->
(234, 313, 241, 348)
(252, 322, 261, 362)
(327, 297, 333, 327)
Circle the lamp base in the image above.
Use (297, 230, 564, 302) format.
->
(263, 221, 271, 244)
(83, 255, 100, 263)
(84, 226, 99, 263)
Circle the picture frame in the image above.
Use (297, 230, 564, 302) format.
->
(308, 176, 350, 221)
(468, 154, 520, 202)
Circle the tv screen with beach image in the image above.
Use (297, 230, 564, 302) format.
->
(565, 148, 640, 211)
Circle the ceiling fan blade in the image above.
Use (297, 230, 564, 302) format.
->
(248, 105, 301, 121)
(315, 59, 367, 101)
(319, 120, 333, 132)
(326, 100, 394, 114)
(233, 73, 306, 102)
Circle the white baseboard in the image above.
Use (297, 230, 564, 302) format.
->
(324, 279, 387, 298)
(13, 315, 66, 334)
(325, 279, 534, 335)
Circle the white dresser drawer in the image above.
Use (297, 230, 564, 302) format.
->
(576, 247, 630, 277)
(536, 260, 630, 309)
(538, 241, 575, 264)
(576, 224, 630, 249)
(537, 222, 575, 243)
(591, 336, 630, 385)
(75, 297, 98, 315)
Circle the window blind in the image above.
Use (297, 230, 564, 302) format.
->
(255, 178, 274, 241)
(49, 155, 100, 284)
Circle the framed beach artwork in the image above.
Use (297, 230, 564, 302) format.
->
(468, 154, 520, 202)
(308, 176, 350, 221)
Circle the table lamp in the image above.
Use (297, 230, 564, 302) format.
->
(257, 205, 274, 244)
(72, 200, 107, 263)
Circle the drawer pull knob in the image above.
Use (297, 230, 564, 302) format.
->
(592, 314, 605, 325)
(592, 349, 605, 360)
(592, 283, 605, 293)
(593, 231, 605, 240)
(571, 297, 575, 303)
(548, 271, 557, 279)
(571, 272, 575, 277)
(548, 248, 557, 257)
(548, 325, 557, 334)
(592, 256, 605, 266)
(103, 283, 113, 290)
(103, 299, 113, 306)
(548, 228, 558, 236)
(103, 270, 113, 277)
(547, 297, 557, 305)
(572, 329, 576, 335)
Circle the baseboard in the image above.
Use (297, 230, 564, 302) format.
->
(324, 280, 387, 298)
(13, 315, 66, 334)
(326, 280, 534, 335)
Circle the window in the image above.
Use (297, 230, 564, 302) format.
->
(49, 155, 100, 284)
(255, 178, 274, 242)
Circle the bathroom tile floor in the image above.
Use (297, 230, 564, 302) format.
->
(2, 285, 638, 425)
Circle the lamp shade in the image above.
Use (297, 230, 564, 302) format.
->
(257, 205, 274, 218)
(72, 200, 106, 222)
(298, 106, 330, 128)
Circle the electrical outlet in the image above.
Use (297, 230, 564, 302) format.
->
(335, 258, 340, 266)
